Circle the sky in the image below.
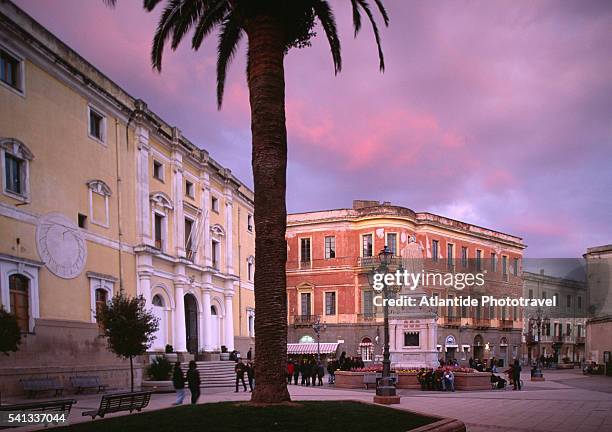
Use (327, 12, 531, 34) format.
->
(13, 0, 612, 258)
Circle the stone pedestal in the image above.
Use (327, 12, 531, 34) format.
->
(389, 315, 439, 369)
(373, 395, 401, 405)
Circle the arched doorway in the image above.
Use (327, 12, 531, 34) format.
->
(151, 294, 166, 351)
(473, 334, 484, 360)
(445, 334, 458, 362)
(184, 294, 199, 354)
(360, 337, 374, 362)
(211, 305, 220, 350)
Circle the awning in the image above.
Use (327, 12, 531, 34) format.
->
(287, 343, 339, 355)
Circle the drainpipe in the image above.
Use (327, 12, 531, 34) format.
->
(115, 118, 124, 293)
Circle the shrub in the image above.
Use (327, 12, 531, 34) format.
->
(147, 356, 172, 380)
(165, 344, 174, 354)
(0, 306, 21, 355)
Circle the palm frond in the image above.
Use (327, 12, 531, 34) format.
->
(143, 0, 164, 12)
(216, 13, 243, 108)
(350, 0, 362, 37)
(312, 0, 342, 74)
(372, 0, 389, 26)
(355, 0, 386, 72)
(150, 0, 185, 71)
(170, 0, 205, 49)
(192, 1, 229, 50)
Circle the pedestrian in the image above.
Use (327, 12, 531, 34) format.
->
(317, 361, 324, 386)
(247, 347, 252, 361)
(293, 360, 300, 385)
(442, 369, 455, 392)
(512, 359, 522, 390)
(311, 360, 318, 386)
(235, 359, 247, 392)
(287, 361, 295, 384)
(172, 361, 185, 405)
(469, 357, 474, 368)
(246, 361, 254, 392)
(186, 360, 201, 404)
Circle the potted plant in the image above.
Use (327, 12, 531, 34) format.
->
(220, 345, 230, 361)
(164, 344, 178, 363)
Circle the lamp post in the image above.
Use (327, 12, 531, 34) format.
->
(366, 246, 398, 401)
(529, 307, 549, 381)
(312, 315, 326, 362)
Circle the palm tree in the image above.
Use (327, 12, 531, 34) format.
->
(105, 0, 388, 403)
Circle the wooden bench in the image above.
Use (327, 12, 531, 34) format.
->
(70, 376, 107, 394)
(82, 391, 152, 419)
(0, 399, 76, 428)
(21, 378, 64, 398)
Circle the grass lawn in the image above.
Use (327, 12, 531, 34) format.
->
(57, 401, 437, 432)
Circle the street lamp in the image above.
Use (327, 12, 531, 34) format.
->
(366, 245, 397, 399)
(312, 315, 327, 362)
(529, 307, 549, 380)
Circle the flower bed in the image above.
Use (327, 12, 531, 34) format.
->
(453, 371, 491, 390)
(335, 371, 369, 389)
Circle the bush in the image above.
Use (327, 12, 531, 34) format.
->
(147, 356, 172, 380)
(165, 344, 174, 354)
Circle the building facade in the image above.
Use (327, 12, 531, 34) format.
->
(286, 200, 525, 368)
(0, 1, 254, 395)
(584, 244, 612, 369)
(522, 271, 587, 364)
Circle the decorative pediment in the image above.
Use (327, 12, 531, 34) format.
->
(296, 281, 315, 291)
(150, 191, 173, 210)
(210, 223, 225, 237)
(1, 138, 34, 160)
(87, 179, 112, 196)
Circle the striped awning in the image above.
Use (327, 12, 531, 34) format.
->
(287, 343, 339, 355)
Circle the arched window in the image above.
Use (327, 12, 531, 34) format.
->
(360, 337, 374, 362)
(95, 288, 108, 333)
(9, 274, 29, 332)
(152, 294, 164, 307)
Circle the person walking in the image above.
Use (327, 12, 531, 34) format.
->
(172, 361, 185, 405)
(246, 361, 255, 392)
(235, 359, 248, 392)
(247, 347, 252, 361)
(317, 361, 324, 386)
(293, 360, 300, 385)
(186, 360, 201, 404)
(512, 359, 522, 390)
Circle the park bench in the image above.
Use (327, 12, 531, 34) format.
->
(82, 391, 152, 419)
(363, 373, 377, 389)
(21, 377, 64, 398)
(70, 376, 107, 394)
(0, 398, 76, 428)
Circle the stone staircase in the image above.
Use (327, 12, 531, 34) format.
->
(182, 361, 235, 388)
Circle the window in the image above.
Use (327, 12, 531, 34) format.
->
(447, 243, 454, 270)
(325, 236, 336, 259)
(542, 291, 547, 299)
(185, 180, 194, 198)
(1, 139, 32, 201)
(362, 234, 373, 257)
(360, 337, 373, 362)
(363, 291, 374, 316)
(325, 292, 336, 315)
(386, 233, 397, 256)
(153, 160, 164, 180)
(88, 106, 106, 143)
(566, 323, 571, 336)
(300, 292, 311, 316)
(154, 213, 164, 250)
(432, 240, 439, 261)
(490, 252, 496, 272)
(9, 274, 29, 332)
(528, 288, 533, 299)
(247, 309, 255, 337)
(553, 293, 559, 306)
(566, 295, 571, 309)
(247, 256, 254, 281)
(212, 239, 220, 269)
(211, 196, 219, 212)
(502, 255, 508, 277)
(0, 47, 23, 92)
(78, 213, 88, 229)
(95, 288, 108, 334)
(247, 214, 253, 232)
(513, 258, 519, 276)
(152, 295, 164, 307)
(87, 180, 111, 227)
(89, 275, 114, 325)
(447, 294, 454, 318)
(476, 249, 482, 271)
(5, 154, 23, 195)
(300, 238, 311, 263)
(577, 324, 583, 337)
(461, 246, 468, 268)
(185, 218, 194, 259)
(404, 331, 419, 347)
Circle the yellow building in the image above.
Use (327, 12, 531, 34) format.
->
(0, 1, 254, 394)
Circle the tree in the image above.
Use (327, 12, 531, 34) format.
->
(105, 0, 388, 403)
(0, 306, 21, 356)
(97, 294, 159, 392)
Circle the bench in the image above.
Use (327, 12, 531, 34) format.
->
(0, 399, 76, 428)
(82, 391, 152, 419)
(21, 378, 64, 398)
(363, 373, 377, 389)
(71, 376, 107, 394)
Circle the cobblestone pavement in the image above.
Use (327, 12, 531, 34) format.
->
(11, 369, 612, 432)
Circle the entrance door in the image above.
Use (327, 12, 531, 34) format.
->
(184, 294, 199, 354)
(445, 347, 457, 362)
(211, 305, 220, 350)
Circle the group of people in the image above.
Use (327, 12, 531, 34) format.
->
(234, 358, 255, 392)
(490, 359, 522, 390)
(172, 361, 201, 405)
(416, 368, 455, 391)
(538, 354, 557, 368)
(287, 359, 325, 386)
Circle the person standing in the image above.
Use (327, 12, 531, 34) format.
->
(235, 359, 247, 392)
(246, 361, 255, 392)
(186, 361, 201, 404)
(287, 361, 295, 384)
(293, 360, 300, 385)
(172, 362, 185, 405)
(512, 359, 522, 390)
(317, 361, 324, 386)
(247, 347, 252, 361)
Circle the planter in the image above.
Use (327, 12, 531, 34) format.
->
(454, 372, 491, 391)
(164, 353, 178, 363)
(396, 372, 420, 389)
(335, 371, 367, 389)
(220, 352, 230, 361)
(142, 380, 174, 393)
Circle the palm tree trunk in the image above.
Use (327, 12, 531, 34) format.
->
(246, 15, 290, 404)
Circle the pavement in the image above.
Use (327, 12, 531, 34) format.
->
(7, 369, 612, 432)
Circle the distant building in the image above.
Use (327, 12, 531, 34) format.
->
(286, 200, 525, 368)
(522, 271, 587, 364)
(584, 244, 612, 368)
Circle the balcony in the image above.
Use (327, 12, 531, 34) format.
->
(357, 256, 406, 269)
(500, 319, 514, 329)
(575, 336, 585, 345)
(293, 314, 319, 327)
(473, 318, 491, 328)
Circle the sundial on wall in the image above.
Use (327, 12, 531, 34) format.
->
(36, 213, 87, 279)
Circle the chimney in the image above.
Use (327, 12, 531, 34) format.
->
(353, 200, 380, 209)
